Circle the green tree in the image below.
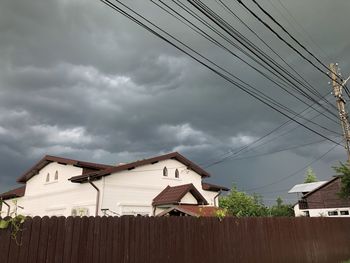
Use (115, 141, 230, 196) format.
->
(333, 162, 350, 199)
(269, 197, 294, 217)
(304, 167, 318, 183)
(219, 186, 269, 217)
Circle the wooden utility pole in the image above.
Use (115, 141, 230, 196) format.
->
(329, 63, 350, 162)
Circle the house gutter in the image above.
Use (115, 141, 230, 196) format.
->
(213, 190, 222, 207)
(0, 198, 10, 217)
(88, 177, 100, 217)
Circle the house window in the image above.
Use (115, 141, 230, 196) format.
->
(163, 167, 168, 177)
(46, 173, 50, 182)
(175, 169, 179, 178)
(340, 210, 349, 215)
(54, 171, 58, 181)
(303, 211, 310, 217)
(328, 211, 338, 216)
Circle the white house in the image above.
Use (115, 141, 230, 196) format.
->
(289, 177, 350, 217)
(0, 152, 228, 217)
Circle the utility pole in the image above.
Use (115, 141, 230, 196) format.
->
(329, 63, 350, 162)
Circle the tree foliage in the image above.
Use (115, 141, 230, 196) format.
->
(304, 167, 318, 183)
(219, 187, 295, 217)
(219, 186, 269, 217)
(333, 162, 350, 199)
(269, 197, 294, 217)
(0, 199, 26, 245)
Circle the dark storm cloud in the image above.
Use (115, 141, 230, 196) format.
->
(0, 0, 350, 205)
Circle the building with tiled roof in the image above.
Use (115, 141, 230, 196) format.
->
(0, 152, 228, 217)
(288, 177, 350, 217)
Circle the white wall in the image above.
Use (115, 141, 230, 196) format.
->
(3, 159, 221, 217)
(203, 190, 218, 206)
(293, 203, 303, 217)
(0, 197, 24, 217)
(294, 204, 350, 217)
(102, 159, 219, 216)
(20, 162, 103, 217)
(180, 192, 198, 204)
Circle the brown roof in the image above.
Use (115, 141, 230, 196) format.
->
(303, 176, 340, 198)
(17, 155, 113, 183)
(69, 152, 210, 183)
(157, 205, 221, 217)
(0, 186, 26, 200)
(152, 183, 208, 206)
(202, 182, 229, 192)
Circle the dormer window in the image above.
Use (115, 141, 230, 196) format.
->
(175, 169, 179, 178)
(54, 171, 58, 181)
(163, 167, 168, 177)
(46, 173, 50, 182)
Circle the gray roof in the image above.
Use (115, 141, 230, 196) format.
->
(288, 181, 328, 193)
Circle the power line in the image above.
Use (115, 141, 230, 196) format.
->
(255, 189, 291, 195)
(148, 1, 341, 166)
(273, 0, 329, 59)
(231, 0, 350, 104)
(199, 97, 337, 168)
(151, 0, 342, 167)
(232, 100, 339, 155)
(186, 0, 339, 117)
(244, 140, 342, 192)
(103, 0, 348, 197)
(239, 0, 350, 98)
(215, 0, 336, 111)
(152, 0, 339, 126)
(229, 138, 333, 161)
(172, 1, 340, 128)
(100, 0, 342, 155)
(249, 0, 329, 72)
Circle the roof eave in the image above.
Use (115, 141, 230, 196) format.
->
(68, 152, 211, 183)
(152, 201, 179, 206)
(18, 155, 113, 183)
(156, 206, 199, 217)
(69, 171, 111, 183)
(0, 186, 26, 200)
(202, 182, 229, 192)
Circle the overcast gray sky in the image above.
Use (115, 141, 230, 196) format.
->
(1, 0, 350, 205)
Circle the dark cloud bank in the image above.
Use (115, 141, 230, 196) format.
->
(1, 0, 350, 204)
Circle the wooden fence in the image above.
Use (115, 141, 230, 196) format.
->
(0, 216, 350, 263)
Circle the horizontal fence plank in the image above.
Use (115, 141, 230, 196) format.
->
(0, 216, 349, 263)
